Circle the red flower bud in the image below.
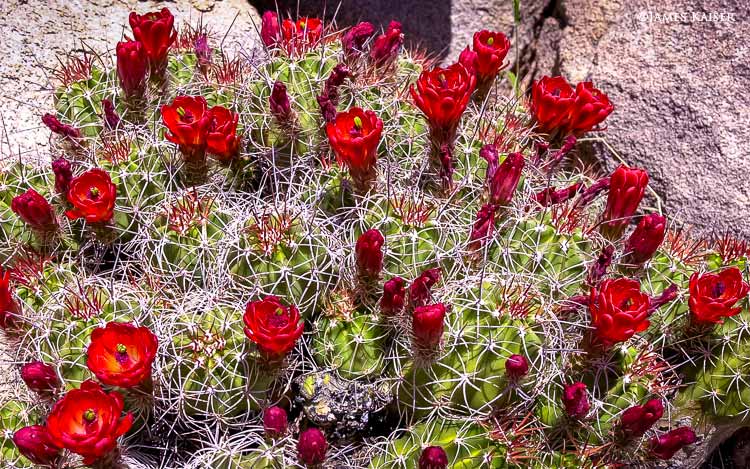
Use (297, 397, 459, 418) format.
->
(576, 176, 611, 208)
(12, 425, 61, 467)
(20, 361, 60, 395)
(356, 229, 385, 278)
(261, 11, 281, 47)
(650, 427, 696, 460)
(505, 354, 529, 379)
(472, 30, 510, 81)
(370, 21, 403, 68)
(102, 99, 120, 130)
(562, 382, 590, 419)
(601, 165, 648, 240)
(530, 76, 576, 135)
(589, 278, 651, 345)
(46, 380, 133, 465)
(206, 106, 240, 162)
(587, 245, 615, 286)
(468, 203, 496, 252)
(418, 445, 448, 469)
(129, 8, 176, 70)
(488, 152, 524, 206)
(409, 268, 441, 309)
(270, 81, 292, 122)
(243, 296, 304, 357)
(458, 46, 478, 76)
(116, 40, 148, 99)
(65, 168, 117, 223)
(410, 63, 476, 148)
(326, 107, 383, 193)
(413, 303, 447, 350)
(0, 269, 18, 330)
(479, 143, 499, 176)
(161, 95, 212, 154)
(317, 64, 351, 123)
(342, 21, 375, 59)
(41, 113, 81, 140)
(51, 157, 73, 194)
(11, 189, 56, 232)
(533, 182, 583, 207)
(194, 34, 212, 71)
(620, 399, 663, 437)
(86, 322, 158, 388)
(263, 406, 288, 438)
(381, 276, 406, 316)
(297, 427, 328, 466)
(568, 82, 614, 135)
(689, 267, 749, 325)
(625, 213, 667, 265)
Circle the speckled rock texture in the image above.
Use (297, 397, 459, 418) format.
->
(258, 0, 749, 239)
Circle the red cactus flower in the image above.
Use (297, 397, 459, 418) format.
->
(419, 445, 449, 469)
(297, 427, 328, 466)
(12, 425, 61, 467)
(356, 229, 385, 279)
(505, 354, 529, 379)
(530, 76, 576, 135)
(562, 382, 590, 419)
(413, 303, 447, 350)
(263, 406, 288, 438)
(206, 106, 240, 162)
(65, 169, 117, 223)
(0, 269, 18, 330)
(342, 21, 375, 60)
(52, 157, 73, 195)
(42, 113, 81, 140)
(260, 11, 281, 47)
(243, 296, 304, 357)
(488, 152, 525, 206)
(11, 189, 57, 232)
(688, 267, 749, 325)
(600, 165, 649, 240)
(270, 81, 293, 122)
(46, 380, 133, 465)
(370, 21, 403, 68)
(409, 268, 441, 309)
(21, 361, 60, 395)
(326, 107, 383, 193)
(161, 95, 212, 153)
(86, 322, 158, 388)
(567, 82, 614, 135)
(468, 203, 496, 252)
(620, 399, 664, 437)
(650, 427, 697, 460)
(381, 276, 406, 316)
(589, 278, 651, 345)
(625, 213, 667, 265)
(281, 17, 324, 55)
(471, 30, 511, 80)
(410, 62, 476, 149)
(116, 40, 148, 99)
(129, 8, 176, 71)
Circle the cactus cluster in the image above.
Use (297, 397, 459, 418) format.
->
(1, 6, 748, 469)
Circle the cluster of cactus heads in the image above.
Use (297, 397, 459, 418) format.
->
(1, 5, 748, 469)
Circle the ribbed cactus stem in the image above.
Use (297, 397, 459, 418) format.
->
(180, 146, 208, 187)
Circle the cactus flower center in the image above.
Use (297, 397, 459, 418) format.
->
(88, 187, 100, 200)
(267, 308, 290, 327)
(83, 409, 97, 423)
(486, 37, 494, 46)
(115, 343, 130, 365)
(712, 281, 726, 298)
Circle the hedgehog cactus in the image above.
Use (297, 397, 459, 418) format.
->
(1, 6, 748, 469)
